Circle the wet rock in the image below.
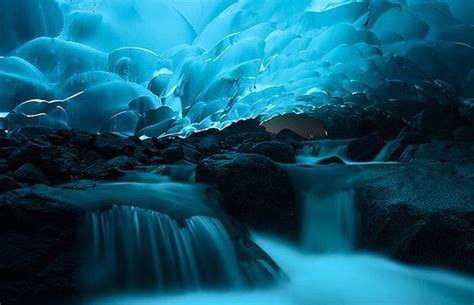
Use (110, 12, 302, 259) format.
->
(411, 105, 464, 139)
(262, 113, 326, 139)
(399, 141, 474, 163)
(162, 144, 185, 164)
(274, 128, 307, 142)
(11, 163, 50, 185)
(376, 131, 431, 161)
(0, 188, 83, 304)
(0, 158, 8, 174)
(162, 143, 202, 164)
(195, 136, 220, 154)
(317, 156, 346, 165)
(347, 134, 385, 162)
(220, 118, 266, 135)
(8, 142, 45, 169)
(93, 133, 136, 157)
(251, 141, 296, 163)
(454, 125, 474, 142)
(196, 153, 298, 238)
(356, 163, 474, 274)
(0, 175, 21, 192)
(103, 156, 138, 171)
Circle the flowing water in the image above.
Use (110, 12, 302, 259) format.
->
(77, 165, 474, 304)
(73, 170, 280, 293)
(84, 235, 474, 305)
(84, 205, 244, 291)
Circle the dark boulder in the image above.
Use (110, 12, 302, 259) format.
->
(0, 175, 21, 192)
(250, 141, 296, 164)
(274, 128, 307, 144)
(376, 131, 431, 161)
(0, 188, 83, 304)
(355, 162, 474, 274)
(410, 105, 464, 139)
(399, 141, 474, 163)
(93, 133, 136, 157)
(317, 156, 346, 165)
(220, 118, 266, 135)
(196, 153, 298, 238)
(347, 134, 385, 162)
(162, 144, 185, 164)
(11, 163, 50, 185)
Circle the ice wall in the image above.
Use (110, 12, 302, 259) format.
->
(1, 0, 473, 137)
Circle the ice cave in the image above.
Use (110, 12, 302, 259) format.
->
(0, 0, 473, 304)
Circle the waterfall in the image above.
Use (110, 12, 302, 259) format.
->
(283, 164, 359, 253)
(297, 139, 350, 164)
(83, 205, 276, 291)
(301, 189, 357, 253)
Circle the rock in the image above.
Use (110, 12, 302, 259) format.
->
(454, 125, 474, 142)
(162, 144, 185, 164)
(355, 162, 474, 274)
(195, 136, 220, 154)
(0, 175, 21, 192)
(251, 141, 296, 163)
(8, 142, 45, 169)
(11, 163, 50, 185)
(93, 133, 136, 157)
(399, 141, 474, 163)
(97, 167, 126, 180)
(375, 131, 431, 161)
(196, 153, 298, 238)
(262, 113, 326, 139)
(274, 128, 307, 142)
(103, 156, 137, 171)
(410, 105, 464, 139)
(0, 158, 8, 174)
(0, 187, 83, 304)
(317, 156, 346, 165)
(347, 134, 385, 162)
(161, 142, 202, 164)
(220, 118, 266, 135)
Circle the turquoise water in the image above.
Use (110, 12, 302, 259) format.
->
(85, 235, 474, 305)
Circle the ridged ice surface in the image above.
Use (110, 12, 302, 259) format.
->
(1, 0, 474, 135)
(84, 205, 276, 291)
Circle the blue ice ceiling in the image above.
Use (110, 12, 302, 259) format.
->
(1, 0, 473, 137)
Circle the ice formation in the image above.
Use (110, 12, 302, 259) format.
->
(1, 0, 473, 137)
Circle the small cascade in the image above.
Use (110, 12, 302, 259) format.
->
(297, 139, 351, 164)
(301, 189, 357, 253)
(283, 164, 359, 253)
(83, 205, 276, 292)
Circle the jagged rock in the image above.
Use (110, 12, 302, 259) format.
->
(93, 133, 136, 157)
(250, 141, 296, 163)
(356, 163, 474, 274)
(399, 141, 474, 163)
(274, 128, 307, 142)
(196, 153, 298, 238)
(11, 163, 49, 185)
(0, 188, 83, 304)
(410, 105, 464, 139)
(376, 131, 431, 161)
(194, 136, 220, 154)
(162, 144, 185, 164)
(0, 175, 21, 192)
(220, 119, 266, 135)
(347, 134, 385, 162)
(317, 156, 346, 165)
(0, 159, 8, 174)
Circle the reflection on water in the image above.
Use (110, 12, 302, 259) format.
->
(85, 235, 474, 305)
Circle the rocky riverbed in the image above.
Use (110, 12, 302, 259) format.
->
(1, 112, 474, 304)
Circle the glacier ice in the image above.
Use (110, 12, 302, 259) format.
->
(0, 0, 473, 137)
